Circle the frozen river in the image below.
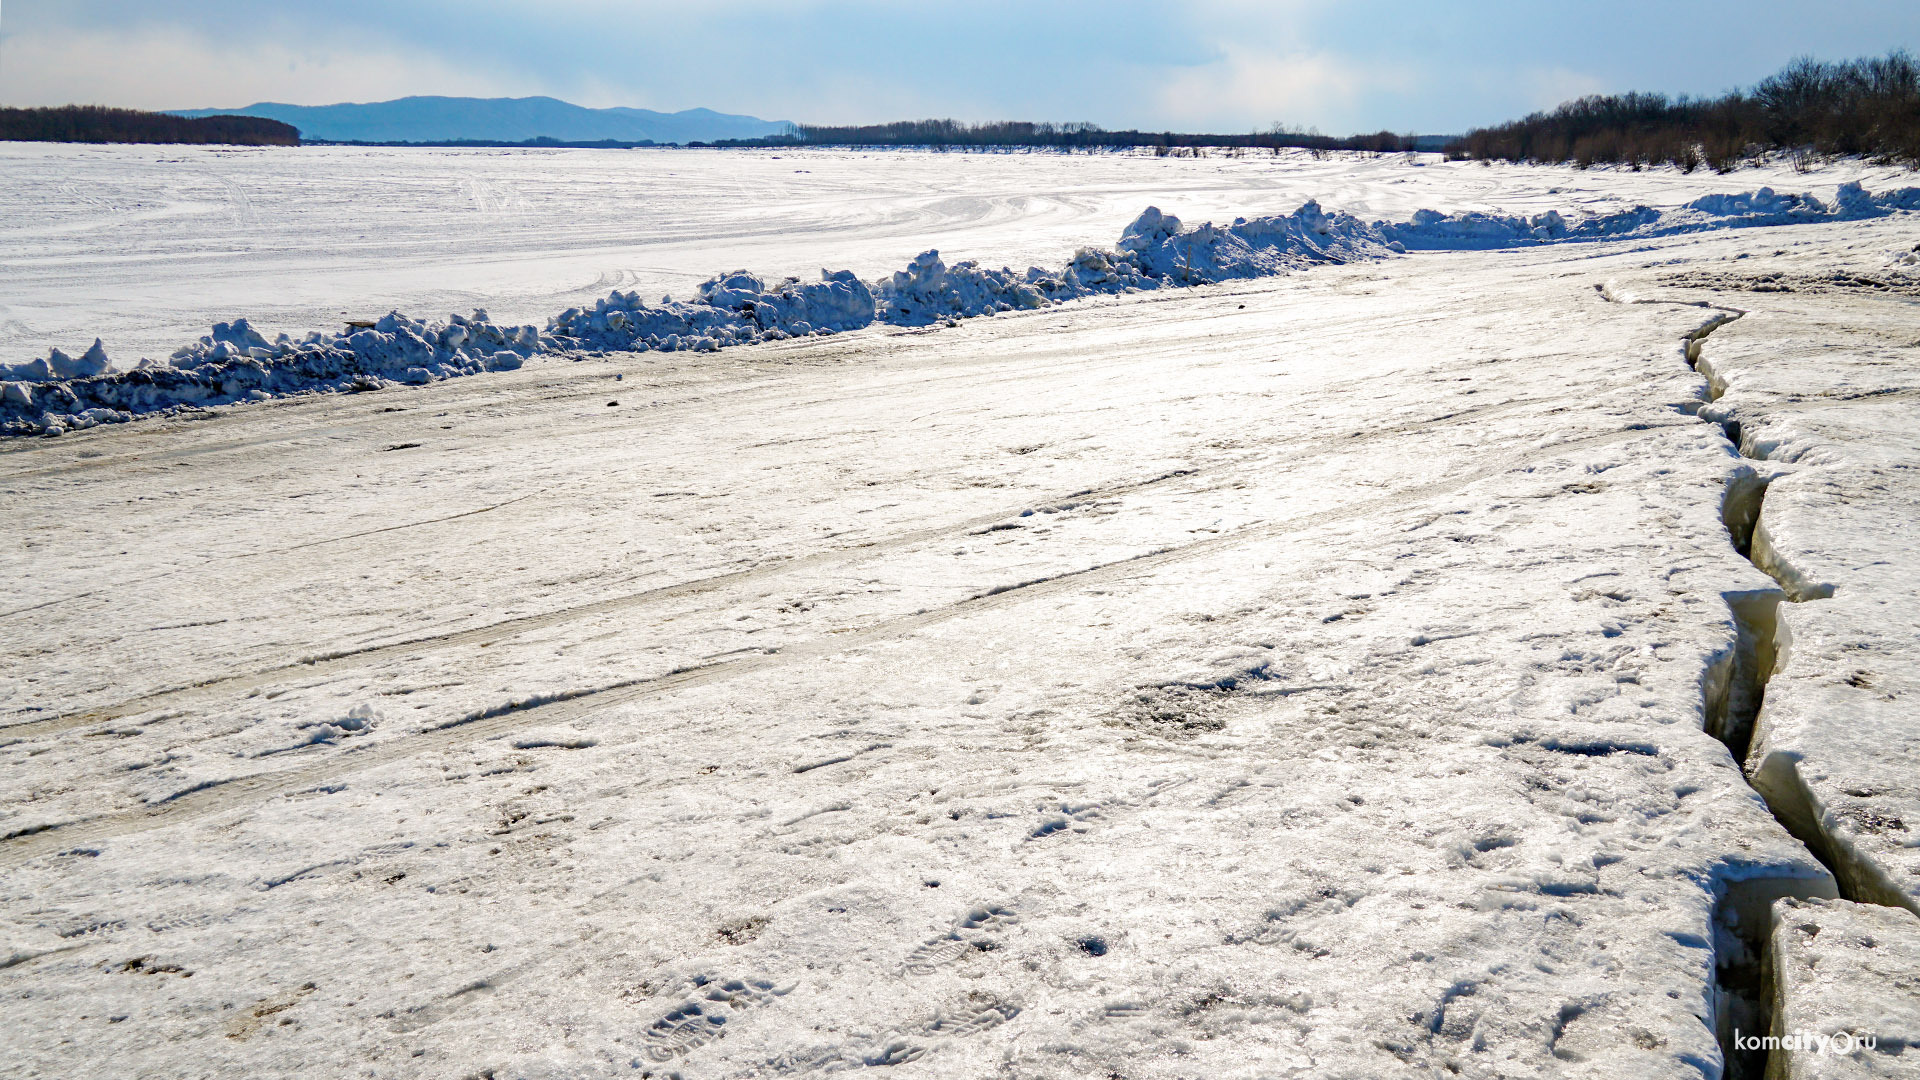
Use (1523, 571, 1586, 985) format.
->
(3, 148, 1918, 1079)
(1, 143, 1910, 363)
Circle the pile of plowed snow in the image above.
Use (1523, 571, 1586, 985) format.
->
(5, 183, 1917, 437)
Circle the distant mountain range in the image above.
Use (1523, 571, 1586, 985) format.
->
(169, 96, 793, 145)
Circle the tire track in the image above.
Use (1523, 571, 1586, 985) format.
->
(0, 467, 1198, 740)
(0, 420, 1677, 867)
(0, 279, 1515, 484)
(5, 389, 1548, 742)
(0, 324, 1118, 482)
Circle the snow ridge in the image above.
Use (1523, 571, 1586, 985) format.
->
(4, 182, 1917, 438)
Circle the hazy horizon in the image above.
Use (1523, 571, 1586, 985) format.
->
(2, 1, 1918, 135)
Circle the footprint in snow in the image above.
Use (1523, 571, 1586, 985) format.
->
(903, 904, 1020, 975)
(637, 975, 791, 1063)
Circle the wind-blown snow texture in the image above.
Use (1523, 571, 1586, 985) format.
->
(6, 183, 1917, 437)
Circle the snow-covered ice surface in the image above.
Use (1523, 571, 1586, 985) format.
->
(3, 150, 1919, 1079)
(4, 143, 1913, 364)
(1768, 898, 1920, 1078)
(7, 148, 1917, 438)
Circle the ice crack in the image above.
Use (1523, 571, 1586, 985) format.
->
(1669, 302, 1915, 1078)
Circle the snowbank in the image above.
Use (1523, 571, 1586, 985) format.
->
(0, 313, 540, 437)
(5, 182, 1917, 437)
(550, 270, 876, 352)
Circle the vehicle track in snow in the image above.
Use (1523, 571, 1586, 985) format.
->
(0, 420, 1677, 867)
(2, 387, 1551, 742)
(0, 466, 1197, 739)
(0, 310, 1166, 481)
(0, 276, 1509, 484)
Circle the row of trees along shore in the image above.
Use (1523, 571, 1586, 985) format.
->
(1446, 51, 1920, 172)
(730, 120, 1419, 153)
(0, 106, 299, 146)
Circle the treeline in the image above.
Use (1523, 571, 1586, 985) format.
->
(1448, 51, 1920, 171)
(717, 119, 1416, 153)
(0, 106, 300, 146)
(324, 137, 659, 149)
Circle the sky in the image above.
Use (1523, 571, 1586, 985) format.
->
(2, 1, 1918, 135)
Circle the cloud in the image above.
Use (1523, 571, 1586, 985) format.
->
(0, 22, 534, 109)
(1152, 48, 1383, 133)
(5, 0, 1916, 131)
(0, 0, 1207, 121)
(1134, 2, 1419, 133)
(1519, 67, 1611, 113)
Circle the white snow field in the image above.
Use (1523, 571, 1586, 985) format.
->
(2, 149, 1918, 1079)
(4, 143, 1914, 365)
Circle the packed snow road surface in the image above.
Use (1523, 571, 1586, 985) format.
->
(3, 157, 1919, 1079)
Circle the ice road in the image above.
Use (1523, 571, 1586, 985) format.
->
(2, 150, 1918, 1079)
